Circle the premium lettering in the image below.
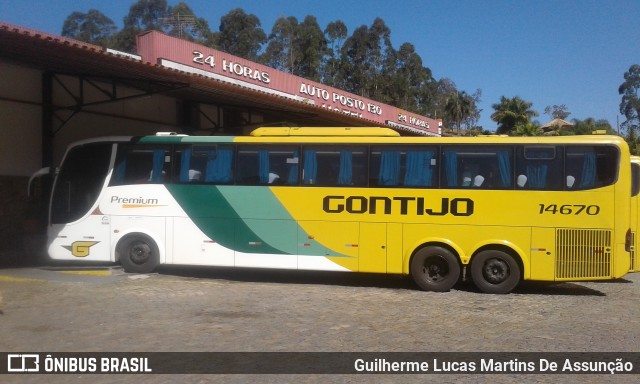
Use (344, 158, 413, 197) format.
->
(323, 195, 474, 216)
(110, 196, 159, 205)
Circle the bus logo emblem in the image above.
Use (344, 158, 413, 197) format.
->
(62, 241, 100, 257)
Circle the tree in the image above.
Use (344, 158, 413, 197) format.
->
(217, 8, 267, 61)
(568, 118, 614, 135)
(340, 18, 392, 99)
(164, 2, 213, 45)
(619, 64, 640, 154)
(263, 16, 299, 73)
(543, 104, 571, 120)
(490, 96, 538, 135)
(322, 20, 348, 87)
(112, 0, 169, 53)
(444, 91, 474, 133)
(466, 89, 482, 129)
(383, 43, 432, 111)
(61, 9, 117, 46)
(513, 122, 542, 136)
(433, 78, 457, 120)
(296, 16, 328, 82)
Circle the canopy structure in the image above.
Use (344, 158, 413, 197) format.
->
(541, 118, 574, 133)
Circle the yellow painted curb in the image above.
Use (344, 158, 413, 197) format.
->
(0, 275, 45, 283)
(59, 270, 112, 276)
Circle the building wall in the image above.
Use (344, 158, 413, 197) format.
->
(0, 59, 183, 264)
(0, 61, 42, 176)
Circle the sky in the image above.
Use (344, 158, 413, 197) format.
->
(1, 0, 639, 132)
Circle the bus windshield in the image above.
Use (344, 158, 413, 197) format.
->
(50, 143, 112, 224)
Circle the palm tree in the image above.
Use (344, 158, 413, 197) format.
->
(444, 91, 473, 134)
(490, 96, 538, 134)
(513, 122, 542, 136)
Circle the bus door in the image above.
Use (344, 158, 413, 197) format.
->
(530, 227, 555, 280)
(48, 143, 114, 261)
(359, 222, 387, 273)
(630, 160, 640, 272)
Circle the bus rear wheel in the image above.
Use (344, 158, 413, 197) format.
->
(410, 246, 460, 292)
(117, 234, 159, 274)
(471, 250, 521, 294)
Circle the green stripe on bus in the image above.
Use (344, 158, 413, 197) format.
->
(167, 185, 291, 255)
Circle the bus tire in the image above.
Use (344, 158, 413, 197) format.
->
(410, 246, 460, 292)
(471, 250, 520, 294)
(117, 234, 159, 274)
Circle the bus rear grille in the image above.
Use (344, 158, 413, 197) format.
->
(555, 229, 612, 279)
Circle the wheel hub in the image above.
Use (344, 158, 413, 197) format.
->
(483, 258, 508, 284)
(424, 256, 448, 282)
(129, 242, 151, 265)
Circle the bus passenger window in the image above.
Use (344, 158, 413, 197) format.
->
(632, 163, 640, 197)
(178, 145, 234, 184)
(565, 145, 618, 190)
(516, 146, 563, 190)
(442, 146, 512, 189)
(303, 146, 367, 186)
(111, 146, 171, 185)
(370, 146, 437, 188)
(237, 146, 299, 185)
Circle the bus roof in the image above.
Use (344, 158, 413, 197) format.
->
(69, 129, 629, 148)
(249, 127, 400, 137)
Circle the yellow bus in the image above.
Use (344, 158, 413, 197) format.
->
(45, 127, 632, 294)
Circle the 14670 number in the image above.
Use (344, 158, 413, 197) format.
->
(538, 204, 600, 215)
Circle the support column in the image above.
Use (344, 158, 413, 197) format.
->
(41, 71, 54, 168)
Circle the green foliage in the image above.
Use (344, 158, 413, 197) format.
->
(60, 3, 483, 126)
(619, 64, 640, 154)
(490, 96, 538, 135)
(262, 16, 298, 72)
(543, 104, 570, 120)
(513, 122, 542, 136)
(113, 0, 170, 52)
(165, 2, 213, 45)
(217, 8, 266, 61)
(568, 118, 614, 135)
(61, 9, 117, 46)
(262, 15, 328, 82)
(444, 91, 474, 133)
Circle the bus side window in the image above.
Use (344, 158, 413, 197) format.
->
(442, 146, 512, 189)
(303, 146, 367, 186)
(632, 163, 640, 197)
(370, 146, 437, 188)
(566, 145, 618, 190)
(111, 146, 170, 186)
(237, 146, 299, 185)
(516, 145, 563, 190)
(177, 145, 234, 184)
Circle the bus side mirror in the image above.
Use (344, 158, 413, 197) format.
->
(28, 167, 51, 197)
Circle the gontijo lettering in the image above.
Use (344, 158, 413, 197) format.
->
(323, 196, 474, 216)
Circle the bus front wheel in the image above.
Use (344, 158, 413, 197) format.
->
(471, 250, 521, 294)
(117, 234, 159, 274)
(410, 246, 460, 292)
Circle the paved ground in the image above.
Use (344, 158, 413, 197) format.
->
(1, 263, 639, 383)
